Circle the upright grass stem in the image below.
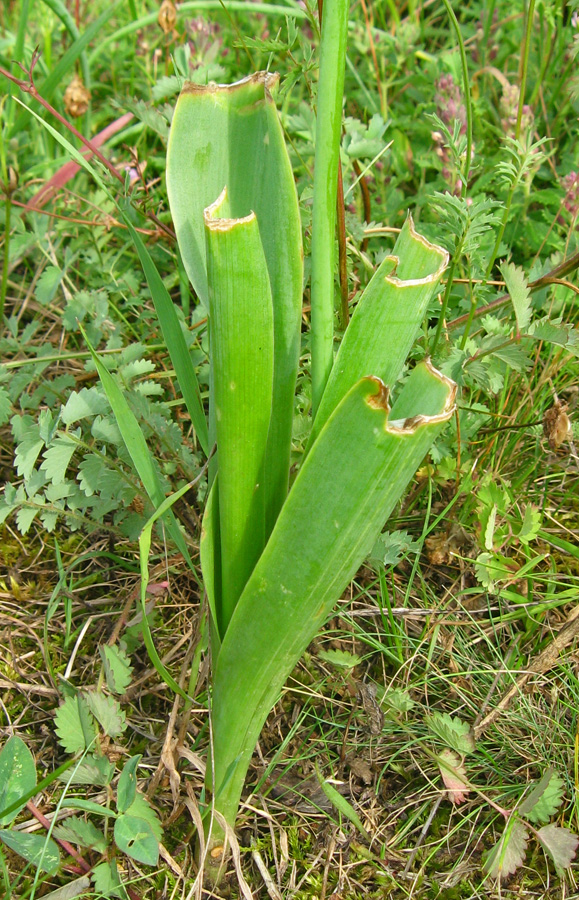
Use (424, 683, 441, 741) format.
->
(310, 0, 348, 416)
(440, 0, 472, 201)
(431, 0, 472, 357)
(0, 193, 10, 325)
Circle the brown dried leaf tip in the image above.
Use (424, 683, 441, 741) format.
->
(158, 0, 177, 34)
(64, 76, 91, 118)
(542, 401, 571, 450)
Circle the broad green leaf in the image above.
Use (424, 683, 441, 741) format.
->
(528, 318, 579, 355)
(125, 793, 163, 842)
(114, 814, 159, 866)
(16, 505, 39, 535)
(15, 435, 44, 480)
(0, 736, 36, 825)
(85, 691, 127, 739)
(537, 824, 578, 872)
(117, 756, 141, 814)
(36, 266, 63, 306)
(484, 818, 528, 879)
(310, 215, 448, 445)
(99, 644, 133, 695)
(209, 362, 456, 826)
(500, 261, 531, 333)
(54, 695, 98, 756)
(426, 713, 475, 755)
(382, 688, 415, 714)
(205, 190, 274, 633)
(519, 769, 565, 824)
(60, 799, 117, 818)
(53, 817, 107, 853)
(168, 72, 303, 532)
(0, 829, 60, 873)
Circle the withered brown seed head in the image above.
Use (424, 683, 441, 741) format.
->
(542, 401, 571, 450)
(64, 76, 91, 118)
(158, 0, 177, 34)
(1, 166, 19, 198)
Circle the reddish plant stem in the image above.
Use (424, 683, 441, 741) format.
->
(447, 251, 579, 330)
(352, 158, 372, 252)
(26, 800, 91, 872)
(0, 56, 174, 240)
(26, 799, 142, 900)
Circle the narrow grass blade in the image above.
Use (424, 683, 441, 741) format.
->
(310, 215, 449, 445)
(208, 362, 457, 828)
(40, 0, 91, 90)
(315, 764, 370, 838)
(167, 73, 302, 532)
(199, 480, 221, 657)
(138, 481, 201, 702)
(122, 213, 209, 455)
(205, 190, 274, 634)
(80, 327, 194, 571)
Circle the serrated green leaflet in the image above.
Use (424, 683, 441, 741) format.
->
(85, 691, 126, 739)
(519, 769, 565, 824)
(54, 695, 97, 756)
(99, 645, 133, 696)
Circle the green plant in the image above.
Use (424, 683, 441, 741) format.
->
(165, 55, 456, 879)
